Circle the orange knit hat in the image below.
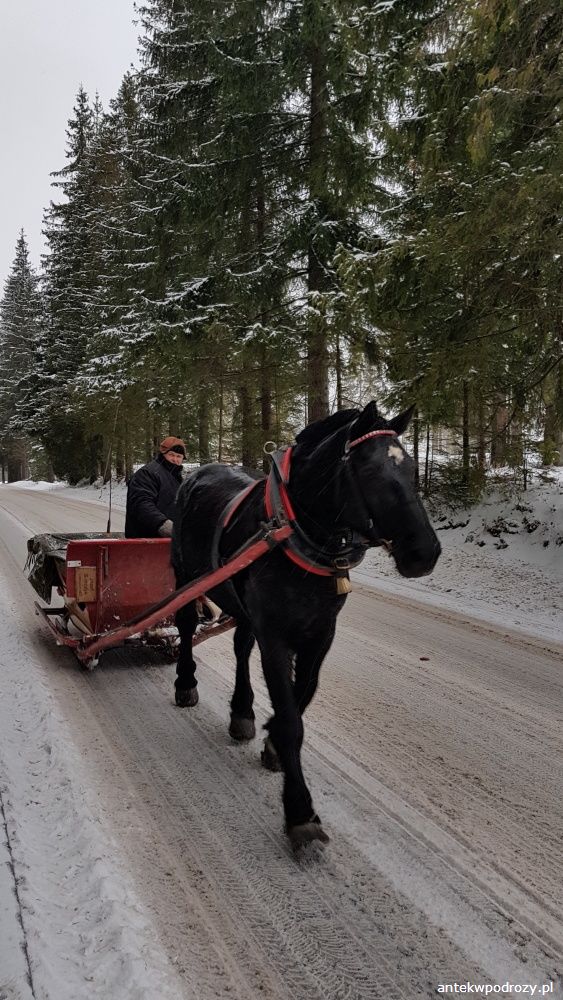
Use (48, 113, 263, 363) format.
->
(159, 436, 186, 456)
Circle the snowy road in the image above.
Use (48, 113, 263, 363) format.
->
(0, 485, 562, 999)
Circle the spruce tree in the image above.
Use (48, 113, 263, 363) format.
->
(132, 0, 301, 463)
(41, 87, 112, 481)
(338, 0, 563, 473)
(0, 231, 44, 480)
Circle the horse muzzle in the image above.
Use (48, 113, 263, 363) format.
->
(392, 535, 441, 578)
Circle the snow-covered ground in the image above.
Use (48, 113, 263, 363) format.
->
(9, 469, 563, 643)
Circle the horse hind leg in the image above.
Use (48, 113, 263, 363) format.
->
(174, 601, 199, 707)
(229, 623, 256, 741)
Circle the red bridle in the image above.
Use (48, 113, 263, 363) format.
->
(344, 428, 398, 454)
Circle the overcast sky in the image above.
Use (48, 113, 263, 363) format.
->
(0, 0, 139, 286)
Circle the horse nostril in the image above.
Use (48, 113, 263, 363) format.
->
(395, 539, 440, 576)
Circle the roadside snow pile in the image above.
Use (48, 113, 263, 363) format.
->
(434, 474, 563, 572)
(62, 479, 129, 509)
(355, 472, 563, 642)
(2, 479, 67, 491)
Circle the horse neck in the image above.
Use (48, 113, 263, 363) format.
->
(289, 434, 349, 539)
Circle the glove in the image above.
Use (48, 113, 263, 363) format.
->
(158, 519, 174, 537)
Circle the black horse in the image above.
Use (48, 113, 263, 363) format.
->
(171, 402, 440, 847)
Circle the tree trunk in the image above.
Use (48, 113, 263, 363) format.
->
(543, 401, 562, 466)
(145, 415, 152, 462)
(239, 374, 256, 469)
(424, 423, 431, 493)
(125, 421, 134, 482)
(462, 380, 470, 488)
(335, 331, 343, 410)
(217, 372, 224, 462)
(477, 396, 486, 471)
(89, 434, 104, 483)
(198, 388, 211, 465)
(7, 456, 21, 483)
(274, 371, 281, 444)
(168, 406, 181, 435)
(511, 415, 524, 467)
(115, 430, 125, 479)
(152, 413, 161, 457)
(490, 401, 509, 467)
(307, 36, 330, 421)
(22, 441, 29, 481)
(260, 346, 272, 472)
(412, 406, 420, 490)
(103, 447, 112, 484)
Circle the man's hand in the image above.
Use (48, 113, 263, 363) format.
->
(158, 519, 174, 537)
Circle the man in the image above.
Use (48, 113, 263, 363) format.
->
(125, 436, 223, 627)
(125, 436, 186, 538)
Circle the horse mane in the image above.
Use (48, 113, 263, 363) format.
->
(295, 408, 359, 448)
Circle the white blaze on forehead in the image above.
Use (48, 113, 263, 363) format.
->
(388, 444, 405, 464)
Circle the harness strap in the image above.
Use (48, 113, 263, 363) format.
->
(211, 477, 265, 620)
(223, 478, 263, 528)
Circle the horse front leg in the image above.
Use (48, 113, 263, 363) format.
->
(174, 601, 199, 707)
(259, 638, 329, 848)
(229, 623, 256, 741)
(262, 626, 335, 772)
(293, 627, 335, 715)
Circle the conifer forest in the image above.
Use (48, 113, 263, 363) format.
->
(1, 0, 561, 491)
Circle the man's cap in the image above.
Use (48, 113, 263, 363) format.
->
(159, 436, 186, 457)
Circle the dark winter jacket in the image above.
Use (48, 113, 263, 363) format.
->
(125, 454, 184, 538)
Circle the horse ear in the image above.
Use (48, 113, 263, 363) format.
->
(388, 405, 415, 436)
(350, 400, 379, 438)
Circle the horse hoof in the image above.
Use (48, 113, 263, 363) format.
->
(175, 686, 199, 707)
(288, 816, 330, 850)
(261, 736, 282, 772)
(229, 716, 256, 741)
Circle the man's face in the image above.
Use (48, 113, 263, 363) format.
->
(164, 450, 184, 466)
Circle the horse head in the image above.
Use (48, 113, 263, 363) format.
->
(293, 401, 441, 579)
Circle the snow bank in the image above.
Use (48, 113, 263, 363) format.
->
(2, 479, 66, 491)
(355, 475, 562, 642)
